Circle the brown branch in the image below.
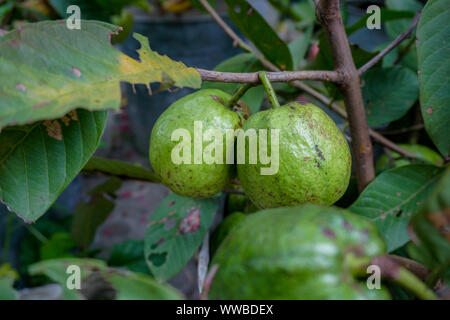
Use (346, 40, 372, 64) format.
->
(197, 68, 342, 83)
(316, 0, 374, 191)
(359, 11, 422, 75)
(199, 0, 419, 180)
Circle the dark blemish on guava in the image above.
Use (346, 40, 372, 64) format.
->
(243, 114, 248, 120)
(315, 159, 321, 168)
(343, 221, 353, 231)
(315, 145, 325, 161)
(33, 101, 51, 109)
(289, 115, 294, 118)
(322, 228, 335, 239)
(290, 106, 295, 110)
(148, 252, 167, 267)
(211, 95, 225, 105)
(303, 157, 311, 162)
(167, 200, 175, 207)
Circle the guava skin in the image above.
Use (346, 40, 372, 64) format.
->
(237, 102, 351, 208)
(209, 204, 391, 300)
(150, 89, 246, 198)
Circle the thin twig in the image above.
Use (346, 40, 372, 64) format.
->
(197, 0, 278, 71)
(198, 68, 342, 83)
(199, 0, 419, 171)
(358, 11, 422, 75)
(381, 124, 424, 135)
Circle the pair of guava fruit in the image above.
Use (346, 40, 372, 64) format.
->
(149, 89, 351, 207)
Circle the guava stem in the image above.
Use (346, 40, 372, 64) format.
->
(226, 83, 254, 109)
(366, 255, 438, 300)
(392, 267, 437, 300)
(259, 72, 280, 109)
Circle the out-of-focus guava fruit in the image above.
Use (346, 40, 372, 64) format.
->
(209, 204, 391, 300)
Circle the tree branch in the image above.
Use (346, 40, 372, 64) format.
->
(198, 68, 342, 83)
(316, 0, 374, 191)
(358, 11, 421, 75)
(198, 0, 419, 178)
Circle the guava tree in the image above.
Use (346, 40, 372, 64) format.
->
(0, 0, 448, 300)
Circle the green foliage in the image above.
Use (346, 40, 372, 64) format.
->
(408, 166, 450, 287)
(417, 0, 450, 156)
(350, 165, 444, 252)
(0, 110, 107, 222)
(144, 193, 218, 281)
(29, 258, 182, 299)
(362, 66, 419, 126)
(225, 0, 293, 70)
(108, 240, 150, 275)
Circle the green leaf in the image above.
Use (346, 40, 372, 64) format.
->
(29, 258, 107, 299)
(417, 0, 450, 156)
(83, 156, 161, 182)
(385, 0, 423, 40)
(409, 166, 450, 286)
(350, 164, 444, 252)
(29, 258, 181, 300)
(224, 0, 293, 70)
(0, 21, 201, 129)
(0, 110, 107, 222)
(362, 66, 419, 127)
(144, 193, 218, 281)
(202, 53, 265, 114)
(0, 264, 18, 300)
(39, 232, 76, 260)
(289, 26, 312, 70)
(108, 239, 150, 275)
(70, 194, 116, 250)
(346, 9, 415, 36)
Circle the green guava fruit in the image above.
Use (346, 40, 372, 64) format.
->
(209, 204, 391, 300)
(150, 89, 248, 198)
(237, 102, 351, 208)
(376, 144, 443, 171)
(210, 211, 246, 257)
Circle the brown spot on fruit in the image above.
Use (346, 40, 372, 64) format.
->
(315, 145, 325, 161)
(322, 228, 335, 239)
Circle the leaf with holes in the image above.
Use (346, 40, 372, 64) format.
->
(362, 66, 419, 127)
(144, 193, 219, 281)
(108, 239, 150, 275)
(349, 164, 444, 252)
(202, 53, 265, 114)
(0, 110, 107, 222)
(224, 0, 293, 70)
(417, 0, 450, 156)
(0, 21, 201, 129)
